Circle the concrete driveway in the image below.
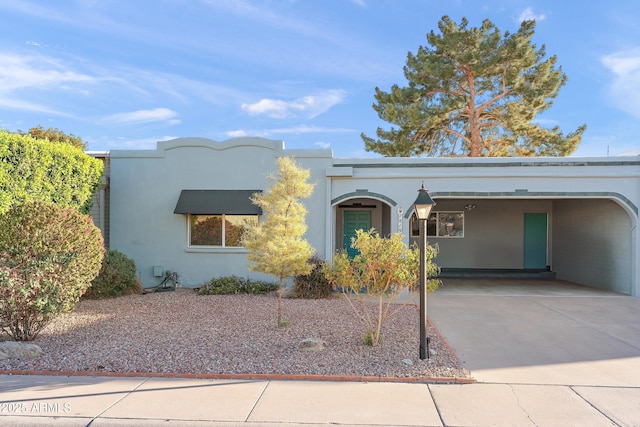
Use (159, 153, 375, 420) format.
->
(428, 278, 640, 386)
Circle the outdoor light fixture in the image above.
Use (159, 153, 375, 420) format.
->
(413, 183, 436, 360)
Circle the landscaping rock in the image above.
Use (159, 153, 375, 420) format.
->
(402, 358, 413, 366)
(298, 338, 327, 351)
(282, 286, 296, 298)
(0, 341, 43, 360)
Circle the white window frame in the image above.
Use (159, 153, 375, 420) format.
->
(411, 211, 465, 238)
(187, 214, 258, 248)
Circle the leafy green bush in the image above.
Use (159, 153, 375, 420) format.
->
(0, 129, 103, 215)
(85, 250, 141, 299)
(292, 255, 334, 299)
(0, 200, 104, 341)
(324, 229, 439, 347)
(197, 276, 278, 295)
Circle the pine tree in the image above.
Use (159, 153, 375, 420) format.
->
(243, 157, 315, 326)
(362, 16, 586, 157)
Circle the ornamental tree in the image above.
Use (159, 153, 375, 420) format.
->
(242, 157, 315, 326)
(324, 229, 439, 347)
(362, 16, 586, 157)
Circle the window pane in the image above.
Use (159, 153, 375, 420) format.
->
(225, 215, 257, 247)
(426, 212, 437, 236)
(412, 213, 436, 237)
(410, 213, 420, 237)
(438, 212, 464, 237)
(190, 215, 222, 246)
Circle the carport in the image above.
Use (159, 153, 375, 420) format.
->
(410, 193, 636, 296)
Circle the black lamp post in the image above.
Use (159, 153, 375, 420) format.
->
(413, 184, 436, 360)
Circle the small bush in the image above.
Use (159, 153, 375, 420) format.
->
(197, 276, 278, 295)
(85, 250, 142, 299)
(292, 255, 334, 299)
(0, 200, 104, 341)
(324, 229, 439, 347)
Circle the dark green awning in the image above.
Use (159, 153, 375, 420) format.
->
(174, 190, 262, 215)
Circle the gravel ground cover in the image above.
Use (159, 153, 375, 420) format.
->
(0, 288, 469, 381)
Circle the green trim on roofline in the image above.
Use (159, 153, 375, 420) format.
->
(332, 190, 397, 207)
(334, 160, 640, 168)
(403, 191, 638, 218)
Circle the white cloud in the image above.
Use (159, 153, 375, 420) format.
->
(0, 53, 94, 92)
(241, 90, 346, 119)
(225, 124, 354, 139)
(601, 48, 640, 118)
(103, 108, 180, 125)
(226, 130, 248, 138)
(271, 124, 353, 134)
(0, 97, 72, 116)
(0, 52, 95, 115)
(517, 7, 546, 23)
(241, 99, 291, 119)
(314, 141, 331, 149)
(26, 41, 46, 47)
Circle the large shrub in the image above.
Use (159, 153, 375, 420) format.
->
(0, 200, 104, 341)
(292, 255, 334, 299)
(85, 250, 141, 299)
(0, 129, 103, 215)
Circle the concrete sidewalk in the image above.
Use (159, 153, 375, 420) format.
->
(2, 279, 639, 426)
(1, 374, 638, 426)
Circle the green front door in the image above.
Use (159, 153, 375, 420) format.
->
(524, 213, 548, 269)
(343, 210, 371, 258)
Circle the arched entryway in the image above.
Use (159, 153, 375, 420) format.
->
(332, 191, 396, 255)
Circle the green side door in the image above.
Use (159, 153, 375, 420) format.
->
(343, 210, 371, 258)
(524, 213, 548, 269)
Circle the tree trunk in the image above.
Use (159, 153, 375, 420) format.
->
(467, 69, 482, 157)
(277, 275, 283, 326)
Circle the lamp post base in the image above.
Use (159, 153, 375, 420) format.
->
(420, 336, 430, 360)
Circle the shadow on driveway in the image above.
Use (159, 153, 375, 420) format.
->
(429, 279, 640, 386)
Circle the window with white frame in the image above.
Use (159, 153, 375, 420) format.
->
(174, 189, 262, 248)
(189, 214, 258, 247)
(411, 211, 464, 238)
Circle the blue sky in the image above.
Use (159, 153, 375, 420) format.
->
(1, 0, 639, 157)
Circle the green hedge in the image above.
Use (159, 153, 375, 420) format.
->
(0, 130, 103, 215)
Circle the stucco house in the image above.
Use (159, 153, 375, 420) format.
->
(89, 137, 640, 297)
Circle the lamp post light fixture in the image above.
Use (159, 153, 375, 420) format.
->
(413, 184, 436, 360)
